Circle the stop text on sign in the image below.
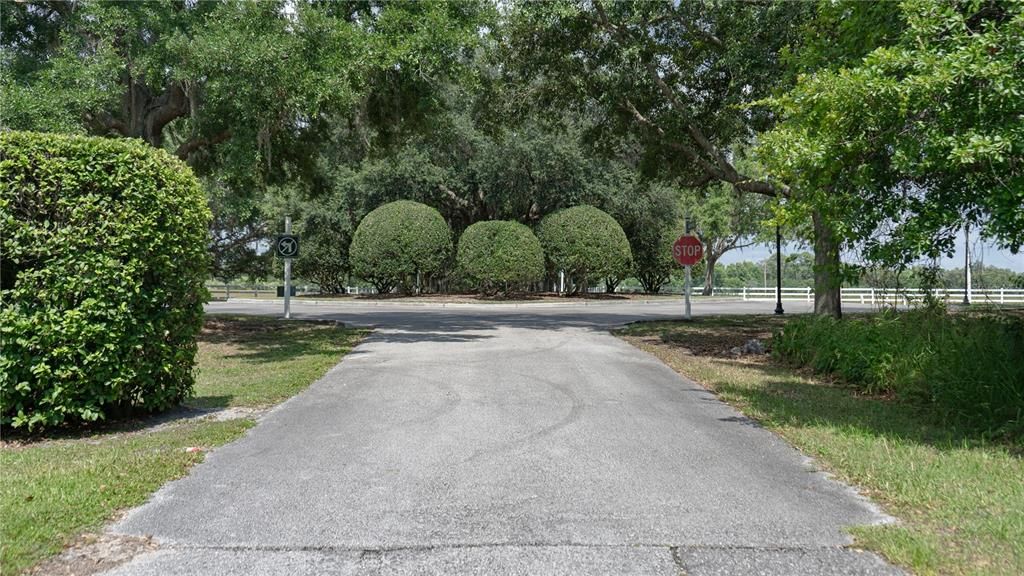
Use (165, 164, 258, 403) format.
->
(672, 235, 703, 266)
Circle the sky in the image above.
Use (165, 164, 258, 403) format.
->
(718, 228, 1024, 272)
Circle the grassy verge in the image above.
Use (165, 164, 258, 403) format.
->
(773, 308, 1023, 437)
(616, 315, 1023, 576)
(0, 419, 252, 574)
(0, 315, 364, 575)
(189, 316, 366, 409)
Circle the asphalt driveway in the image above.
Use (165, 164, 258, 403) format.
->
(106, 299, 900, 575)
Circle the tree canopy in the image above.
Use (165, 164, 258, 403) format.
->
(2, 0, 487, 176)
(761, 0, 1023, 267)
(3, 0, 1021, 310)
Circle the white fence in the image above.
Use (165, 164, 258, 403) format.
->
(717, 287, 813, 301)
(206, 283, 1023, 304)
(727, 286, 1024, 305)
(206, 285, 376, 299)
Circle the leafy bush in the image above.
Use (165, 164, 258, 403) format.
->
(536, 205, 632, 293)
(632, 221, 687, 293)
(293, 206, 351, 294)
(457, 220, 544, 295)
(349, 200, 452, 294)
(1, 131, 211, 430)
(773, 308, 1024, 437)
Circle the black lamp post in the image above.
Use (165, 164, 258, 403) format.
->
(774, 224, 784, 315)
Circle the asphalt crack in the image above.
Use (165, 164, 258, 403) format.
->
(670, 546, 690, 575)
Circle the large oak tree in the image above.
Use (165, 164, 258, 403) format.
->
(498, 0, 863, 314)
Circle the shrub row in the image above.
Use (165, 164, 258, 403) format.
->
(349, 202, 633, 295)
(1, 132, 210, 431)
(772, 308, 1024, 437)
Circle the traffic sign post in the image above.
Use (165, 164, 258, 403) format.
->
(685, 263, 691, 319)
(276, 217, 300, 319)
(673, 234, 703, 321)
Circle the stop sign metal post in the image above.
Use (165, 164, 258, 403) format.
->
(673, 234, 703, 320)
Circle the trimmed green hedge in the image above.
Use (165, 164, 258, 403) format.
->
(773, 308, 1024, 437)
(457, 220, 544, 295)
(536, 205, 632, 291)
(1, 132, 211, 430)
(349, 200, 452, 294)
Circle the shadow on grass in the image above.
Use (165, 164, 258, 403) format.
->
(620, 316, 1021, 453)
(183, 394, 233, 411)
(4, 317, 361, 445)
(2, 397, 238, 445)
(203, 313, 494, 350)
(199, 315, 366, 364)
(719, 355, 1023, 454)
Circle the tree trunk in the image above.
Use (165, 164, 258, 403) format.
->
(812, 210, 842, 318)
(638, 272, 666, 294)
(569, 273, 585, 296)
(122, 81, 191, 148)
(702, 255, 718, 296)
(84, 78, 214, 159)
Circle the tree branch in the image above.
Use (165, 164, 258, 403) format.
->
(641, 58, 742, 182)
(733, 177, 789, 197)
(83, 110, 128, 136)
(175, 130, 231, 160)
(621, 99, 717, 174)
(439, 183, 469, 209)
(681, 21, 725, 49)
(597, 1, 789, 200)
(620, 99, 665, 137)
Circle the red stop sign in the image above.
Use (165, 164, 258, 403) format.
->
(673, 235, 703, 266)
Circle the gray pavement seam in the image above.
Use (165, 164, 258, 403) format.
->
(124, 542, 877, 554)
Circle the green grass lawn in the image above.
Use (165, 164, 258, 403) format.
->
(189, 315, 367, 409)
(616, 316, 1024, 576)
(0, 315, 364, 575)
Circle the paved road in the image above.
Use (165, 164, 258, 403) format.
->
(107, 299, 899, 575)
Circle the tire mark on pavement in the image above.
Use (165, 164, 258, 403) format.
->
(460, 371, 585, 464)
(336, 366, 463, 433)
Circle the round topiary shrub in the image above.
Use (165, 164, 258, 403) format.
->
(349, 200, 452, 294)
(536, 205, 632, 293)
(457, 220, 545, 295)
(0, 131, 211, 430)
